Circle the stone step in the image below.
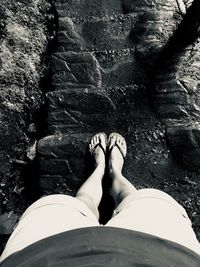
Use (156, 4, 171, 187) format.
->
(95, 48, 138, 86)
(166, 126, 200, 149)
(37, 134, 91, 158)
(154, 91, 190, 105)
(47, 124, 106, 135)
(51, 51, 102, 88)
(152, 78, 199, 118)
(153, 91, 190, 118)
(154, 78, 199, 95)
(46, 84, 154, 134)
(105, 85, 154, 122)
(47, 111, 115, 135)
(39, 175, 75, 195)
(46, 88, 116, 112)
(155, 104, 190, 118)
(56, 9, 176, 53)
(46, 88, 116, 134)
(154, 79, 188, 93)
(129, 9, 177, 56)
(55, 0, 177, 18)
(166, 125, 200, 170)
(37, 133, 95, 193)
(51, 49, 139, 87)
(39, 158, 73, 176)
(47, 112, 116, 135)
(57, 14, 137, 52)
(55, 0, 124, 17)
(122, 0, 177, 13)
(38, 159, 88, 191)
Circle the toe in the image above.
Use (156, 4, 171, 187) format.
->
(94, 134, 99, 145)
(99, 133, 107, 152)
(110, 133, 127, 157)
(89, 133, 107, 154)
(108, 133, 117, 149)
(89, 143, 92, 151)
(89, 134, 98, 152)
(91, 138, 95, 148)
(116, 133, 121, 143)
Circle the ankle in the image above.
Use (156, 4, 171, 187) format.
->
(94, 151, 105, 167)
(95, 161, 106, 175)
(109, 167, 122, 180)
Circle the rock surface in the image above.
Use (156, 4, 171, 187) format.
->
(46, 88, 116, 134)
(51, 52, 102, 87)
(37, 134, 93, 194)
(166, 125, 200, 170)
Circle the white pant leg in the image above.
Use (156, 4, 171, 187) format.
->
(106, 189, 200, 255)
(0, 194, 99, 261)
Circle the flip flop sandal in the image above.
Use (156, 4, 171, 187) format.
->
(89, 133, 107, 156)
(108, 133, 127, 159)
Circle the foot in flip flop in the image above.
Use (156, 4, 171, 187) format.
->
(108, 132, 127, 175)
(89, 133, 107, 168)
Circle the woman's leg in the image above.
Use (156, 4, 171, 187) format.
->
(106, 133, 200, 255)
(108, 133, 137, 206)
(76, 133, 107, 219)
(0, 134, 107, 261)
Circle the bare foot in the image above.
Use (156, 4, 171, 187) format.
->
(89, 133, 107, 168)
(108, 133, 127, 176)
